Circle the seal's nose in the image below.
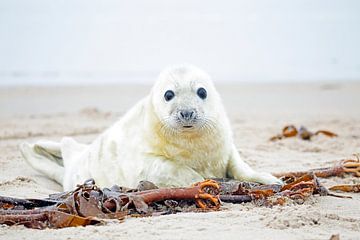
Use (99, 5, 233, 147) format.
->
(179, 110, 195, 121)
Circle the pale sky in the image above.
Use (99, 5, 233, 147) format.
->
(0, 0, 359, 85)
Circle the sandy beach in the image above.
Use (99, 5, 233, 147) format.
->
(0, 82, 360, 240)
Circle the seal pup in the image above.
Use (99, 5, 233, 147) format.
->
(20, 65, 281, 191)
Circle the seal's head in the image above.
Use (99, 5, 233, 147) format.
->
(151, 65, 223, 135)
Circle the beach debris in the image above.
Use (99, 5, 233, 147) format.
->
(0, 175, 338, 229)
(329, 184, 360, 193)
(1, 156, 359, 229)
(0, 179, 220, 229)
(218, 173, 324, 206)
(273, 157, 360, 178)
(270, 125, 337, 141)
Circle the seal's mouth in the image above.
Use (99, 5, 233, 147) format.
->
(183, 125, 193, 129)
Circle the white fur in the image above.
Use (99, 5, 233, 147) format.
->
(20, 65, 281, 191)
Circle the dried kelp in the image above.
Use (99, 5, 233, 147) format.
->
(0, 175, 335, 229)
(0, 179, 220, 229)
(270, 125, 337, 141)
(1, 157, 359, 229)
(329, 184, 360, 193)
(273, 157, 360, 178)
(217, 173, 340, 206)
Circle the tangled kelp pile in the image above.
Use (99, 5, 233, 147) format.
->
(1, 157, 359, 229)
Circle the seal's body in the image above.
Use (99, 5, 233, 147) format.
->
(21, 65, 281, 190)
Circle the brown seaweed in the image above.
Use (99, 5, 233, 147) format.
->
(0, 179, 220, 229)
(273, 157, 360, 178)
(329, 184, 360, 193)
(270, 125, 337, 141)
(1, 157, 359, 229)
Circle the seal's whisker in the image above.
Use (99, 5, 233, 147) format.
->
(159, 117, 181, 137)
(200, 117, 217, 135)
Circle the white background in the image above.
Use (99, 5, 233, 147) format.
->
(0, 0, 359, 85)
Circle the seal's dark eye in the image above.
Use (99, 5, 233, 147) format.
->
(164, 90, 175, 101)
(197, 87, 207, 100)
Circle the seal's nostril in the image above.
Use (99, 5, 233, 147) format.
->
(189, 111, 194, 118)
(180, 110, 195, 120)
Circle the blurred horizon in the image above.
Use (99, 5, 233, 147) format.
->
(1, 0, 360, 86)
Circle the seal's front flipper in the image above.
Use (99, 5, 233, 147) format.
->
(227, 145, 283, 185)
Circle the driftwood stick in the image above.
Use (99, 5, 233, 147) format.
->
(220, 195, 252, 203)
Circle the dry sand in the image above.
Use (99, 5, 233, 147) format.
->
(0, 82, 360, 240)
